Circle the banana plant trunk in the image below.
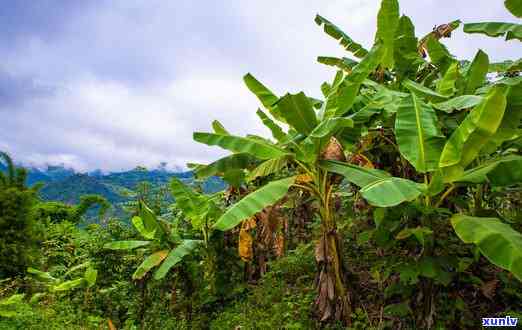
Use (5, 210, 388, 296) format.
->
(314, 169, 352, 324)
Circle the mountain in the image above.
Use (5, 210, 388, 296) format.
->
(35, 166, 225, 205)
(26, 165, 77, 186)
(39, 173, 126, 204)
(1, 163, 226, 219)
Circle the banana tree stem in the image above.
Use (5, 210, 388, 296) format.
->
(435, 184, 456, 208)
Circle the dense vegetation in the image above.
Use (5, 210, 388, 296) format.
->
(1, 0, 522, 328)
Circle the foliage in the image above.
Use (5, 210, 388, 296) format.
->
(2, 0, 522, 329)
(0, 153, 40, 278)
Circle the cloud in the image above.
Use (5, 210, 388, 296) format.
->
(0, 0, 520, 171)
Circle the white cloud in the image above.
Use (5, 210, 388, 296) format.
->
(1, 0, 520, 171)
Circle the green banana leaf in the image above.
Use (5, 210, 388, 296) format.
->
(426, 35, 456, 74)
(63, 262, 91, 277)
(27, 268, 58, 282)
(351, 84, 407, 120)
(325, 44, 385, 118)
(277, 92, 317, 135)
(193, 132, 289, 160)
(456, 155, 522, 185)
(213, 176, 296, 231)
(395, 93, 445, 172)
(131, 216, 155, 240)
(436, 62, 459, 97)
(360, 177, 426, 207)
(132, 250, 168, 280)
(432, 95, 483, 113)
(154, 240, 202, 280)
(243, 73, 284, 122)
(505, 0, 522, 18)
(51, 279, 85, 292)
(170, 177, 211, 228)
(464, 22, 522, 41)
(439, 85, 508, 182)
(138, 200, 160, 235)
(483, 83, 522, 153)
(84, 268, 97, 288)
(256, 109, 286, 142)
(394, 15, 423, 79)
(194, 153, 255, 179)
(317, 56, 358, 72)
(103, 240, 151, 250)
(247, 156, 289, 182)
(484, 156, 522, 186)
(306, 117, 354, 155)
(451, 215, 522, 281)
(376, 0, 400, 68)
(211, 120, 229, 135)
(319, 160, 391, 187)
(403, 79, 449, 101)
(488, 59, 522, 73)
(464, 50, 489, 94)
(314, 14, 369, 58)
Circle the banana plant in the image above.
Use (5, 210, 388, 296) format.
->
(191, 0, 430, 323)
(193, 0, 522, 324)
(104, 200, 201, 281)
(26, 263, 97, 303)
(319, 0, 522, 286)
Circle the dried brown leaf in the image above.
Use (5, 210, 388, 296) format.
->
(480, 279, 499, 300)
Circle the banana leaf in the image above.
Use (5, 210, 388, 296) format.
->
(213, 176, 296, 231)
(403, 79, 449, 101)
(103, 240, 151, 250)
(376, 0, 400, 68)
(505, 0, 522, 18)
(314, 14, 369, 58)
(193, 132, 289, 160)
(432, 95, 483, 113)
(324, 44, 385, 118)
(194, 153, 255, 178)
(51, 279, 85, 292)
(132, 216, 155, 240)
(277, 92, 318, 135)
(317, 56, 358, 72)
(360, 177, 426, 207)
(456, 155, 522, 185)
(243, 73, 284, 122)
(451, 215, 522, 281)
(154, 240, 202, 280)
(211, 120, 229, 135)
(436, 62, 459, 97)
(84, 268, 97, 288)
(464, 22, 522, 41)
(319, 160, 390, 187)
(464, 50, 489, 94)
(256, 109, 286, 142)
(394, 15, 423, 79)
(395, 93, 445, 172)
(247, 156, 289, 182)
(132, 250, 168, 280)
(439, 85, 508, 182)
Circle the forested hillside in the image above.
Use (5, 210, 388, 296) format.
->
(1, 0, 522, 329)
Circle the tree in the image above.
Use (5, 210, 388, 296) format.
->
(34, 195, 109, 224)
(0, 152, 40, 278)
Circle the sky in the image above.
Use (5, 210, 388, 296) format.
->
(1, 0, 520, 172)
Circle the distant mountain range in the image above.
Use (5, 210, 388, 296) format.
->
(0, 163, 225, 216)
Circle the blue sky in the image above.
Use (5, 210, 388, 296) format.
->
(1, 0, 520, 171)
